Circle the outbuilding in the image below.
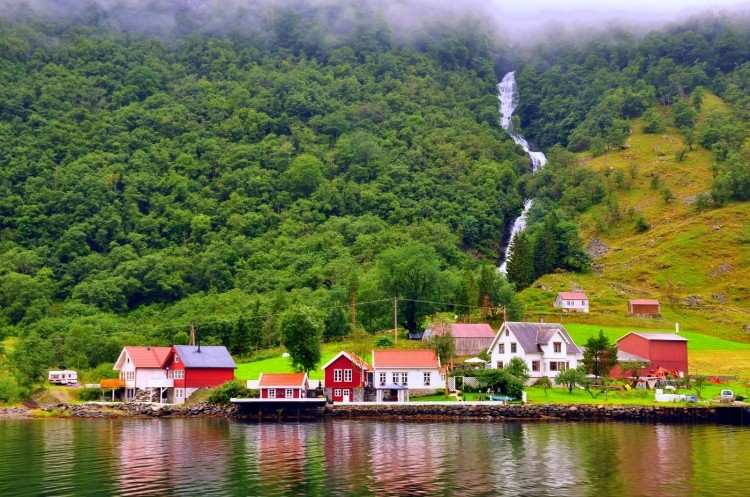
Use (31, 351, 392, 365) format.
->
(422, 323, 496, 356)
(628, 299, 661, 316)
(258, 372, 309, 399)
(616, 332, 688, 378)
(553, 292, 589, 313)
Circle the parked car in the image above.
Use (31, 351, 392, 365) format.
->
(719, 389, 735, 402)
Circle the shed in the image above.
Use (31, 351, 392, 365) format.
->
(258, 372, 309, 399)
(628, 299, 661, 316)
(616, 332, 688, 377)
(422, 323, 495, 356)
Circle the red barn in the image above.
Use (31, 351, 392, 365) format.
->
(322, 351, 370, 403)
(258, 372, 309, 399)
(616, 332, 688, 377)
(161, 345, 236, 404)
(628, 299, 661, 316)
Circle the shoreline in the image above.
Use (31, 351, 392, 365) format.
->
(3, 401, 749, 426)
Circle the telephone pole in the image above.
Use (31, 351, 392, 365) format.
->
(393, 297, 398, 343)
(189, 322, 196, 346)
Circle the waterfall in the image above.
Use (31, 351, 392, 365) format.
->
(497, 71, 547, 274)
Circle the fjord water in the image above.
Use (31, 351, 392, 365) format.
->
(498, 71, 547, 273)
(1, 419, 749, 497)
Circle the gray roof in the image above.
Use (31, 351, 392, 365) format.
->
(173, 345, 237, 369)
(616, 350, 651, 363)
(622, 332, 688, 342)
(502, 322, 581, 355)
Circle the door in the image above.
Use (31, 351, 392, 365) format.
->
(342, 389, 350, 403)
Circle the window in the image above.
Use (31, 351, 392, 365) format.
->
(175, 388, 184, 398)
(496, 361, 504, 369)
(510, 343, 517, 354)
(379, 372, 386, 386)
(334, 389, 342, 398)
(505, 330, 509, 337)
(334, 369, 343, 382)
(268, 389, 276, 399)
(553, 342, 562, 353)
(120, 372, 125, 379)
(392, 373, 399, 384)
(550, 362, 557, 372)
(532, 361, 540, 372)
(175, 355, 180, 363)
(549, 361, 568, 372)
(174, 370, 185, 379)
(344, 369, 352, 382)
(498, 343, 505, 354)
(400, 373, 408, 386)
(423, 373, 431, 386)
(285, 389, 294, 399)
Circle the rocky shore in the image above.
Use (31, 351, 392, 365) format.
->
(3, 401, 748, 425)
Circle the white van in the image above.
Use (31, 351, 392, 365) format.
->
(48, 370, 78, 385)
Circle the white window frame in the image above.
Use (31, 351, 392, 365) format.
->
(400, 373, 408, 386)
(423, 372, 431, 386)
(498, 343, 505, 354)
(553, 342, 562, 353)
(334, 369, 343, 382)
(285, 389, 294, 399)
(175, 388, 184, 398)
(379, 372, 386, 386)
(344, 369, 352, 382)
(268, 389, 276, 399)
(510, 343, 517, 354)
(174, 370, 185, 379)
(334, 388, 342, 398)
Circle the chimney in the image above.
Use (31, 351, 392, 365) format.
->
(197, 340, 201, 352)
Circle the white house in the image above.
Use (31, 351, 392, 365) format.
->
(112, 346, 172, 401)
(487, 322, 581, 381)
(371, 349, 445, 402)
(553, 292, 589, 313)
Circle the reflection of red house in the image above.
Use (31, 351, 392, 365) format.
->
(628, 299, 661, 316)
(161, 345, 236, 404)
(615, 332, 688, 378)
(258, 372, 309, 399)
(322, 351, 370, 403)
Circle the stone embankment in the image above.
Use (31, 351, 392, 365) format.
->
(39, 402, 238, 419)
(327, 403, 722, 424)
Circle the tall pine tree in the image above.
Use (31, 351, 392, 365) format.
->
(506, 232, 534, 291)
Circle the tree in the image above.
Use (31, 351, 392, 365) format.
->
(427, 327, 455, 366)
(691, 374, 709, 399)
(619, 360, 649, 388)
(229, 314, 250, 356)
(555, 366, 591, 394)
(506, 356, 530, 384)
(376, 243, 447, 336)
(535, 376, 552, 396)
(581, 330, 619, 380)
(10, 331, 51, 391)
(506, 232, 534, 291)
(280, 304, 324, 373)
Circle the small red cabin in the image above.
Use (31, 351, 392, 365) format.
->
(616, 332, 688, 378)
(628, 299, 661, 316)
(258, 372, 309, 399)
(322, 351, 370, 403)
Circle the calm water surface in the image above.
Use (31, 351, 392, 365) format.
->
(0, 418, 748, 496)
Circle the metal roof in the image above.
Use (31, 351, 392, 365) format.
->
(557, 292, 588, 300)
(115, 346, 171, 370)
(258, 372, 308, 388)
(371, 349, 440, 369)
(171, 345, 237, 369)
(428, 323, 495, 338)
(622, 332, 688, 342)
(490, 322, 581, 355)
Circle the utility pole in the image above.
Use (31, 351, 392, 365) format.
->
(393, 297, 398, 343)
(189, 322, 196, 346)
(503, 306, 507, 323)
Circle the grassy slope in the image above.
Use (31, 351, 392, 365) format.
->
(522, 94, 750, 349)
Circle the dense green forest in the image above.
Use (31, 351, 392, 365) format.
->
(2, 1, 750, 396)
(0, 2, 538, 387)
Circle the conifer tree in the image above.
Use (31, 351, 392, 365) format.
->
(506, 232, 534, 291)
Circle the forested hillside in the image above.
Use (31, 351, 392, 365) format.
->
(0, 2, 541, 382)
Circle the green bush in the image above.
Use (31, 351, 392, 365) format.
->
(375, 335, 393, 347)
(207, 381, 253, 405)
(0, 377, 22, 403)
(78, 387, 103, 401)
(635, 216, 650, 232)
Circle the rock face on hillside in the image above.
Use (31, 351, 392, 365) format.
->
(587, 237, 610, 258)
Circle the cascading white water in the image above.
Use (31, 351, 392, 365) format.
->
(498, 71, 547, 274)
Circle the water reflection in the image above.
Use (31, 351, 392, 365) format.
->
(0, 419, 749, 496)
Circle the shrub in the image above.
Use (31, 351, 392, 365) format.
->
(207, 381, 253, 405)
(375, 335, 393, 348)
(78, 387, 103, 402)
(635, 216, 650, 232)
(0, 377, 22, 403)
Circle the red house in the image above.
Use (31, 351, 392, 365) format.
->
(161, 345, 236, 404)
(616, 332, 688, 378)
(322, 351, 370, 403)
(628, 299, 661, 316)
(258, 373, 309, 399)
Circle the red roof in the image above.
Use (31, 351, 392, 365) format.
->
(558, 292, 588, 300)
(372, 350, 440, 369)
(431, 323, 495, 338)
(258, 373, 308, 388)
(321, 351, 371, 371)
(629, 299, 660, 305)
(124, 346, 171, 368)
